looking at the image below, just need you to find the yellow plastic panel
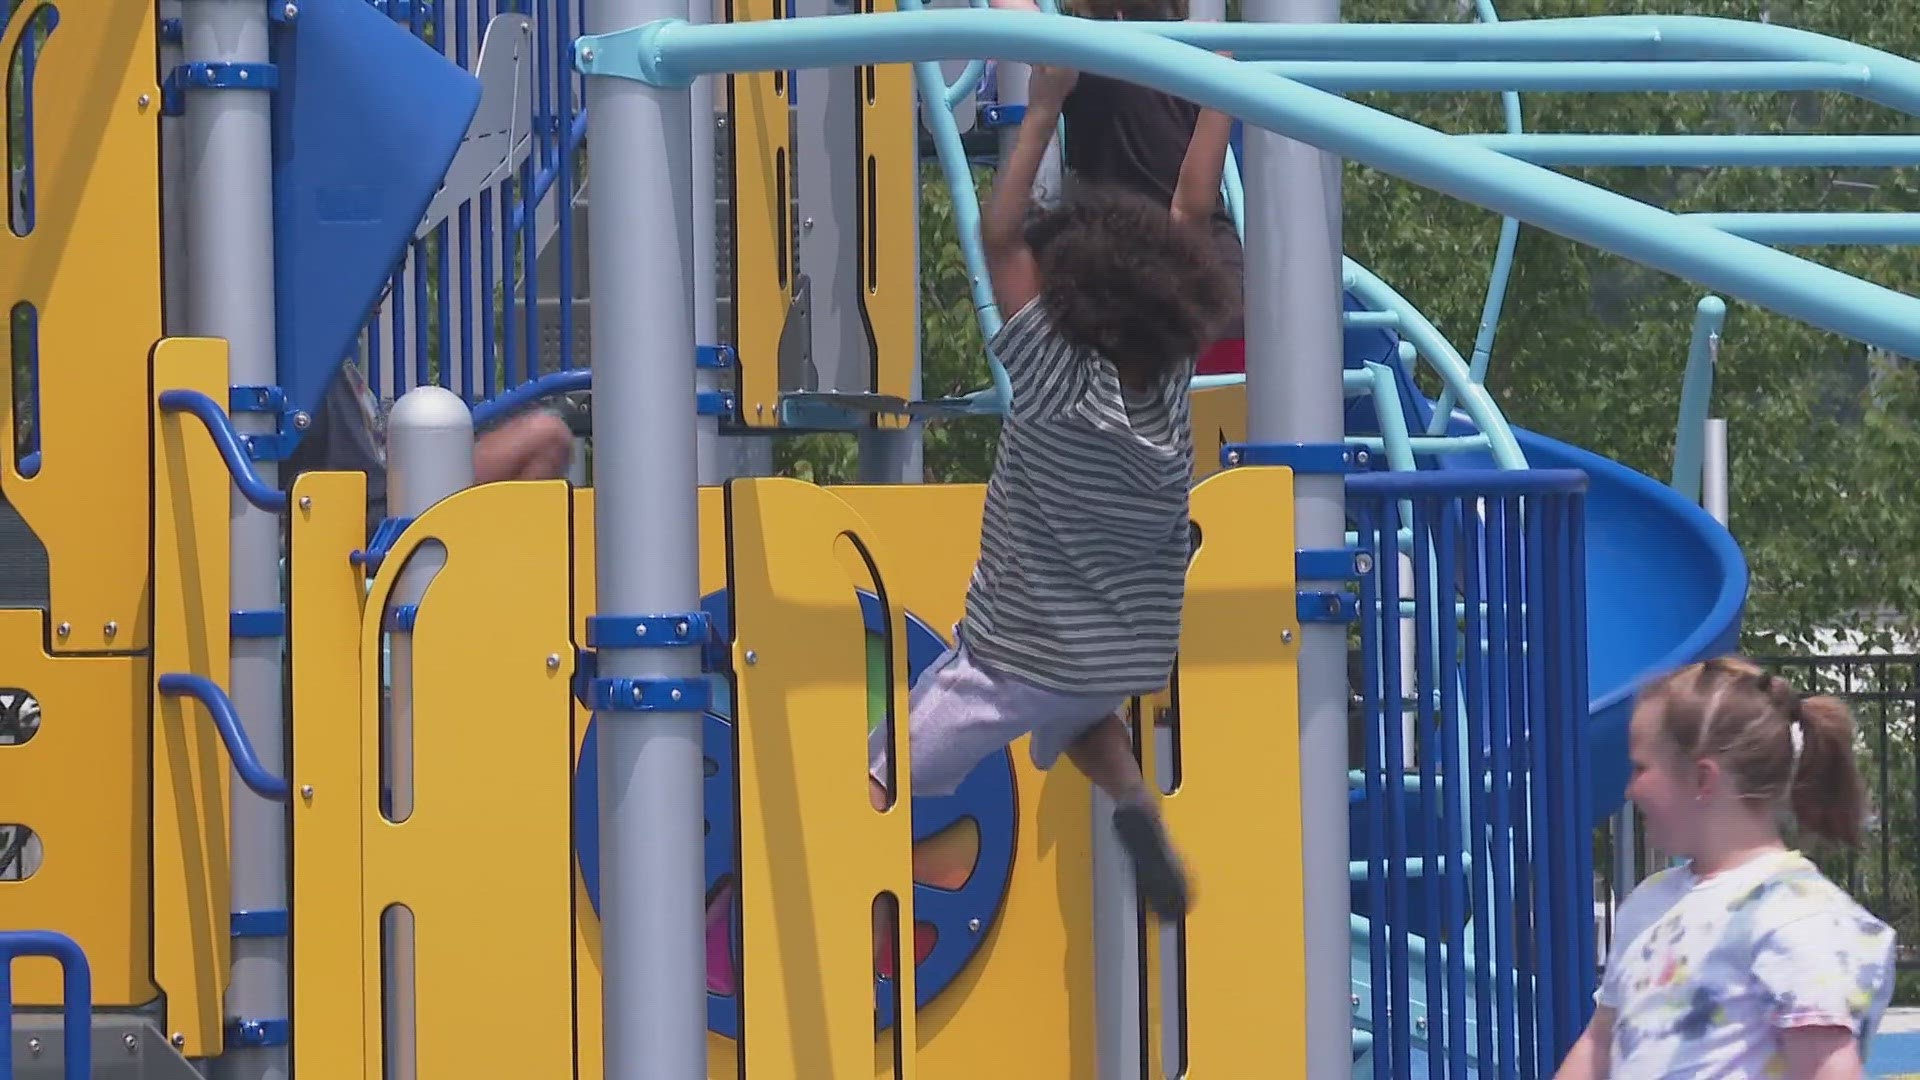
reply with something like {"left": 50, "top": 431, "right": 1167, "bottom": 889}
{"left": 0, "top": 610, "right": 151, "bottom": 1005}
{"left": 360, "top": 481, "right": 576, "bottom": 1079}
{"left": 726, "top": 477, "right": 918, "bottom": 1076}
{"left": 571, "top": 485, "right": 1092, "bottom": 1079}
{"left": 1142, "top": 465, "right": 1307, "bottom": 1075}
{"left": 833, "top": 485, "right": 1096, "bottom": 1078}
{"left": 855, "top": 2, "right": 917, "bottom": 430}
{"left": 288, "top": 470, "right": 370, "bottom": 1079}
{"left": 149, "top": 339, "right": 235, "bottom": 1054}
{"left": 728, "top": 0, "right": 791, "bottom": 428}
{"left": 0, "top": 1, "right": 162, "bottom": 650}
{"left": 1189, "top": 384, "right": 1246, "bottom": 483}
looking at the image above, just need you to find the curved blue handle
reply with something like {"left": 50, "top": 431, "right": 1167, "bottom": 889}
{"left": 156, "top": 673, "right": 292, "bottom": 802}
{"left": 470, "top": 367, "right": 593, "bottom": 429}
{"left": 0, "top": 929, "right": 92, "bottom": 1080}
{"left": 156, "top": 390, "right": 290, "bottom": 512}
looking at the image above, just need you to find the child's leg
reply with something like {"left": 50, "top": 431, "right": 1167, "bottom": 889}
{"left": 1061, "top": 711, "right": 1153, "bottom": 806}
{"left": 1062, "top": 712, "right": 1191, "bottom": 920}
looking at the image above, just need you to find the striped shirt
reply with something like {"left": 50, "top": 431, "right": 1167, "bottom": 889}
{"left": 961, "top": 297, "right": 1195, "bottom": 696}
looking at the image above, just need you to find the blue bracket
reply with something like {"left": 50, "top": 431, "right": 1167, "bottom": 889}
{"left": 980, "top": 103, "right": 1027, "bottom": 128}
{"left": 1295, "top": 548, "right": 1373, "bottom": 582}
{"left": 586, "top": 612, "right": 714, "bottom": 649}
{"left": 230, "top": 909, "right": 289, "bottom": 939}
{"left": 230, "top": 610, "right": 286, "bottom": 640}
{"left": 227, "top": 386, "right": 308, "bottom": 462}
{"left": 1297, "top": 591, "right": 1358, "bottom": 624}
{"left": 225, "top": 1018, "right": 291, "bottom": 1049}
{"left": 1221, "top": 441, "right": 1371, "bottom": 474}
{"left": 583, "top": 676, "right": 713, "bottom": 714}
{"left": 160, "top": 18, "right": 183, "bottom": 43}
{"left": 697, "top": 390, "right": 735, "bottom": 419}
{"left": 385, "top": 604, "right": 419, "bottom": 633}
{"left": 695, "top": 344, "right": 737, "bottom": 371}
{"left": 350, "top": 516, "right": 416, "bottom": 573}
{"left": 161, "top": 61, "right": 279, "bottom": 117}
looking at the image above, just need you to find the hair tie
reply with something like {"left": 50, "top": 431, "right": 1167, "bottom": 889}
{"left": 1787, "top": 717, "right": 1806, "bottom": 785}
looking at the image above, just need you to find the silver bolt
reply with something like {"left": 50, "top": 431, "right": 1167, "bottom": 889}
{"left": 1226, "top": 450, "right": 1242, "bottom": 466}
{"left": 172, "top": 1033, "right": 186, "bottom": 1048}
{"left": 802, "top": 217, "right": 815, "bottom": 230}
{"left": 1281, "top": 629, "right": 1295, "bottom": 644}
{"left": 968, "top": 918, "right": 981, "bottom": 932}
{"left": 636, "top": 623, "right": 648, "bottom": 637}
{"left": 669, "top": 688, "right": 683, "bottom": 702}
{"left": 238, "top": 69, "right": 249, "bottom": 81}
{"left": 56, "top": 622, "right": 70, "bottom": 638}
{"left": 547, "top": 653, "right": 562, "bottom": 670}
{"left": 104, "top": 620, "right": 119, "bottom": 638}
{"left": 27, "top": 1037, "right": 41, "bottom": 1056}
{"left": 1354, "top": 552, "right": 1375, "bottom": 575}
{"left": 126, "top": 1032, "right": 139, "bottom": 1052}
{"left": 675, "top": 619, "right": 689, "bottom": 637}
{"left": 580, "top": 46, "right": 597, "bottom": 62}
{"left": 717, "top": 116, "right": 729, "bottom": 128}
{"left": 1416, "top": 1017, "right": 1428, "bottom": 1033}
{"left": 299, "top": 495, "right": 312, "bottom": 510}
{"left": 284, "top": 2, "right": 299, "bottom": 18}
{"left": 292, "top": 410, "right": 311, "bottom": 430}
{"left": 138, "top": 93, "right": 152, "bottom": 108}
{"left": 1351, "top": 994, "right": 1361, "bottom": 1010}
{"left": 744, "top": 650, "right": 757, "bottom": 665}
{"left": 1355, "top": 449, "right": 1371, "bottom": 467}
{"left": 301, "top": 785, "right": 314, "bottom": 800}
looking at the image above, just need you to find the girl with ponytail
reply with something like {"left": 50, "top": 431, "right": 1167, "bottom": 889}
{"left": 1556, "top": 656, "right": 1897, "bottom": 1080}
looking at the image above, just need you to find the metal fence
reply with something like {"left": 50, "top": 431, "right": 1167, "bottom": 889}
{"left": 1348, "top": 469, "right": 1594, "bottom": 1080}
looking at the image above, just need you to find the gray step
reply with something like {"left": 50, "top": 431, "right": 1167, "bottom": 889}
{"left": 11, "top": 1013, "right": 201, "bottom": 1079}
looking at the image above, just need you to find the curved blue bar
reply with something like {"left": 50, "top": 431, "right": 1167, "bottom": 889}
{"left": 1249, "top": 59, "right": 1871, "bottom": 93}
{"left": 1345, "top": 468, "right": 1588, "bottom": 498}
{"left": 156, "top": 673, "right": 293, "bottom": 803}
{"left": 0, "top": 929, "right": 91, "bottom": 1080}
{"left": 597, "top": 10, "right": 1920, "bottom": 357}
{"left": 469, "top": 367, "right": 591, "bottom": 428}
{"left": 156, "top": 390, "right": 290, "bottom": 513}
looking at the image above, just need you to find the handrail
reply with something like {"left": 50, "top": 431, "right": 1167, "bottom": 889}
{"left": 1670, "top": 296, "right": 1726, "bottom": 504}
{"left": 0, "top": 929, "right": 92, "bottom": 1080}
{"left": 156, "top": 390, "right": 289, "bottom": 513}
{"left": 585, "top": 11, "right": 1920, "bottom": 358}
{"left": 156, "top": 673, "right": 292, "bottom": 803}
{"left": 1244, "top": 59, "right": 1872, "bottom": 93}
{"left": 470, "top": 367, "right": 592, "bottom": 428}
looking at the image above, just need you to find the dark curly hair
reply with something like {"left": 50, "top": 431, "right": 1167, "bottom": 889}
{"left": 1023, "top": 181, "right": 1236, "bottom": 387}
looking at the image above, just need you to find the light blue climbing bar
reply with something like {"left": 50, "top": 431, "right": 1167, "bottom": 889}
{"left": 575, "top": 10, "right": 1920, "bottom": 358}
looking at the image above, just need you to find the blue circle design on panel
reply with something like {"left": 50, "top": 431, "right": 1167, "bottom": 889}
{"left": 573, "top": 588, "right": 1018, "bottom": 1039}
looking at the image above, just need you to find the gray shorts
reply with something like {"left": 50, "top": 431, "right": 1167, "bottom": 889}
{"left": 866, "top": 634, "right": 1129, "bottom": 798}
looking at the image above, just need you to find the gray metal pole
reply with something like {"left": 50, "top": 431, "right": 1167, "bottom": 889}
{"left": 1090, "top": 782, "right": 1143, "bottom": 1080}
{"left": 1703, "top": 418, "right": 1729, "bottom": 525}
{"left": 1242, "top": 2, "right": 1350, "bottom": 1076}
{"left": 178, "top": 2, "right": 287, "bottom": 1076}
{"left": 379, "top": 387, "right": 477, "bottom": 1080}
{"left": 583, "top": 0, "right": 707, "bottom": 1076}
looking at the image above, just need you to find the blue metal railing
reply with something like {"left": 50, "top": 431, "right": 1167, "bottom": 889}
{"left": 1349, "top": 469, "right": 1592, "bottom": 1080}
{"left": 156, "top": 673, "right": 293, "bottom": 802}
{"left": 156, "top": 390, "right": 291, "bottom": 512}
{"left": 0, "top": 930, "right": 92, "bottom": 1080}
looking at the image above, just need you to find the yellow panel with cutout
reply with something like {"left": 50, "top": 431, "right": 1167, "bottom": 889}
{"left": 358, "top": 481, "right": 577, "bottom": 1079}
{"left": 570, "top": 484, "right": 1095, "bottom": 1079}
{"left": 0, "top": 1, "right": 163, "bottom": 650}
{"left": 727, "top": 0, "right": 791, "bottom": 428}
{"left": 1189, "top": 384, "right": 1246, "bottom": 483}
{"left": 288, "top": 470, "right": 371, "bottom": 1079}
{"left": 856, "top": 2, "right": 918, "bottom": 430}
{"left": 150, "top": 339, "right": 236, "bottom": 1055}
{"left": 727, "top": 478, "right": 920, "bottom": 1075}
{"left": 0, "top": 609, "right": 151, "bottom": 1005}
{"left": 1140, "top": 465, "right": 1307, "bottom": 1075}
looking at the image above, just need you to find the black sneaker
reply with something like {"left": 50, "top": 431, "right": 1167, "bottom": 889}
{"left": 1112, "top": 802, "right": 1190, "bottom": 921}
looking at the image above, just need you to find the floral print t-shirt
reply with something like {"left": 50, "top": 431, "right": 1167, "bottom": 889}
{"left": 1597, "top": 849, "right": 1896, "bottom": 1078}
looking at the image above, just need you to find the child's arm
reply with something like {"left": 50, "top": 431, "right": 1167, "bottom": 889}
{"left": 1778, "top": 1027, "right": 1865, "bottom": 1080}
{"left": 1551, "top": 1007, "right": 1613, "bottom": 1080}
{"left": 1169, "top": 104, "right": 1234, "bottom": 234}
{"left": 980, "top": 64, "right": 1074, "bottom": 317}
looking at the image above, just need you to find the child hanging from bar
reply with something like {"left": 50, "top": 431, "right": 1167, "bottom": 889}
{"left": 988, "top": 0, "right": 1246, "bottom": 374}
{"left": 867, "top": 58, "right": 1237, "bottom": 954}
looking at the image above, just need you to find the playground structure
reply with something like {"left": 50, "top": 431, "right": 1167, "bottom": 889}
{"left": 23, "top": 0, "right": 1920, "bottom": 1076}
